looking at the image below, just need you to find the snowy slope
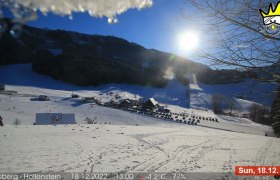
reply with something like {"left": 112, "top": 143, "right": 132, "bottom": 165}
{"left": 195, "top": 80, "right": 278, "bottom": 106}
{"left": 189, "top": 81, "right": 278, "bottom": 112}
{"left": 0, "top": 64, "right": 277, "bottom": 110}
{"left": 0, "top": 64, "right": 189, "bottom": 107}
{"left": 0, "top": 64, "right": 274, "bottom": 136}
{"left": 189, "top": 84, "right": 212, "bottom": 110}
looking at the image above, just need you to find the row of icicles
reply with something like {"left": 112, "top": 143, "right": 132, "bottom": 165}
{"left": 0, "top": 0, "right": 119, "bottom": 39}
{"left": 0, "top": 0, "right": 38, "bottom": 38}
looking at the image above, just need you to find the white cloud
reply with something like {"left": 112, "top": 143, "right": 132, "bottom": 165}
{"left": 2, "top": 0, "right": 153, "bottom": 23}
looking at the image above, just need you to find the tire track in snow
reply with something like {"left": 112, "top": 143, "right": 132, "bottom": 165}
{"left": 43, "top": 132, "right": 103, "bottom": 173}
{"left": 254, "top": 139, "right": 273, "bottom": 166}
{"left": 132, "top": 132, "right": 222, "bottom": 173}
{"left": 129, "top": 130, "right": 179, "bottom": 172}
{"left": 221, "top": 139, "right": 237, "bottom": 178}
{"left": 154, "top": 143, "right": 193, "bottom": 172}
{"left": 162, "top": 138, "right": 221, "bottom": 172}
{"left": 130, "top": 134, "right": 168, "bottom": 172}
{"left": 184, "top": 138, "right": 222, "bottom": 171}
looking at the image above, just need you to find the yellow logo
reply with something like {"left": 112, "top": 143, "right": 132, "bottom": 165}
{"left": 259, "top": 2, "right": 280, "bottom": 35}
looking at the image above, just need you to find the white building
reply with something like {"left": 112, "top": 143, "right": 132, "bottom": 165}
{"left": 34, "top": 113, "right": 76, "bottom": 125}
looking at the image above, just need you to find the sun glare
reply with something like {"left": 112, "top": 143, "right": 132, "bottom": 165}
{"left": 177, "top": 31, "right": 200, "bottom": 51}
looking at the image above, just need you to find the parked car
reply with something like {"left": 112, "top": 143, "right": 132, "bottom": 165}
{"left": 71, "top": 94, "right": 79, "bottom": 98}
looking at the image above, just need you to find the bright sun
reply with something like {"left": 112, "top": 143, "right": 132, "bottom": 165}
{"left": 177, "top": 31, "right": 200, "bottom": 51}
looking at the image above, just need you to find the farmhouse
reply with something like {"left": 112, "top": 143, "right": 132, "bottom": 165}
{"left": 34, "top": 113, "right": 76, "bottom": 125}
{"left": 118, "top": 99, "right": 139, "bottom": 109}
{"left": 118, "top": 99, "right": 133, "bottom": 108}
{"left": 143, "top": 98, "right": 159, "bottom": 110}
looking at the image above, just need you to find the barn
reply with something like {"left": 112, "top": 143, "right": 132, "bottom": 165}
{"left": 34, "top": 113, "right": 76, "bottom": 125}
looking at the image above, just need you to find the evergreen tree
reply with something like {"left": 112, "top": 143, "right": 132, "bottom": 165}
{"left": 271, "top": 87, "right": 280, "bottom": 135}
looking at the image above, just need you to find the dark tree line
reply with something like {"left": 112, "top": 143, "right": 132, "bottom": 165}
{"left": 32, "top": 49, "right": 169, "bottom": 87}
{"left": 271, "top": 86, "right": 280, "bottom": 135}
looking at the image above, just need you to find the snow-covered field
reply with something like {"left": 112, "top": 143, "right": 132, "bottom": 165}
{"left": 0, "top": 64, "right": 279, "bottom": 178}
{"left": 1, "top": 125, "right": 280, "bottom": 178}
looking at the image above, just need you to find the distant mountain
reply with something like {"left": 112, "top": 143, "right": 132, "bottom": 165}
{"left": 0, "top": 18, "right": 254, "bottom": 87}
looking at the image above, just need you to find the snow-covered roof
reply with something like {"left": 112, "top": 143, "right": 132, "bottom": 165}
{"left": 148, "top": 98, "right": 158, "bottom": 106}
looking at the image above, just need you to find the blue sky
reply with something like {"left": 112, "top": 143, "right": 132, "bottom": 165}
{"left": 24, "top": 0, "right": 201, "bottom": 60}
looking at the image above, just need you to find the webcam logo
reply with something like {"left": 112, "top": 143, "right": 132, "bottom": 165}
{"left": 259, "top": 1, "right": 280, "bottom": 36}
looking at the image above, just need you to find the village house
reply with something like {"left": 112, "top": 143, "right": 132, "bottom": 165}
{"left": 118, "top": 99, "right": 139, "bottom": 109}
{"left": 143, "top": 98, "right": 159, "bottom": 110}
{"left": 118, "top": 99, "right": 133, "bottom": 108}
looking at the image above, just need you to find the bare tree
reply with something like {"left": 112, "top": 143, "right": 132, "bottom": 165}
{"left": 226, "top": 100, "right": 235, "bottom": 116}
{"left": 184, "top": 0, "right": 280, "bottom": 82}
{"left": 211, "top": 94, "right": 225, "bottom": 114}
{"left": 184, "top": 0, "right": 280, "bottom": 134}
{"left": 84, "top": 117, "right": 97, "bottom": 124}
